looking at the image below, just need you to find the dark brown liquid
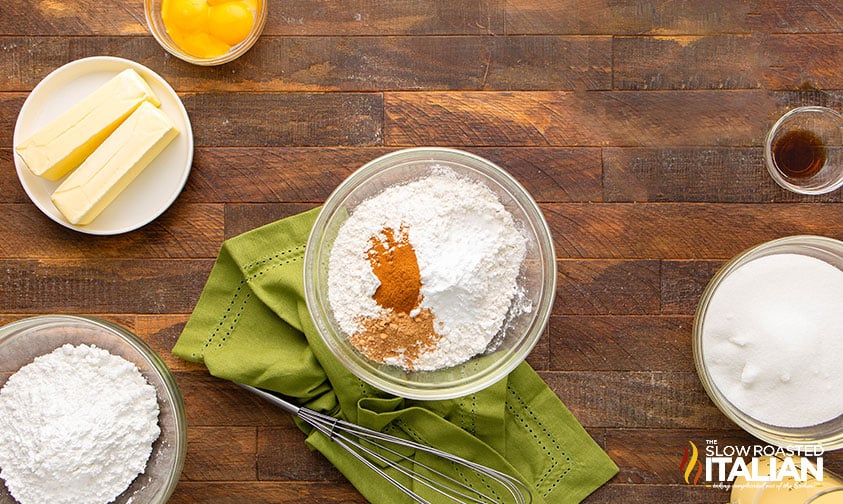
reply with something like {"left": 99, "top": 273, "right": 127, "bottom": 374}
{"left": 772, "top": 129, "right": 826, "bottom": 178}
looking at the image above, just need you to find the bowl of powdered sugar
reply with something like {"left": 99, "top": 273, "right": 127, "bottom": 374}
{"left": 694, "top": 235, "right": 843, "bottom": 449}
{"left": 0, "top": 315, "right": 186, "bottom": 504}
{"left": 304, "top": 147, "right": 556, "bottom": 399}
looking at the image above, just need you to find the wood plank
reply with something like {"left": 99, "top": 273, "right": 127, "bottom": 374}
{"left": 661, "top": 260, "right": 724, "bottom": 315}
{"left": 168, "top": 481, "right": 366, "bottom": 503}
{"left": 224, "top": 203, "right": 322, "bottom": 238}
{"left": 613, "top": 35, "right": 763, "bottom": 90}
{"left": 603, "top": 147, "right": 843, "bottom": 203}
{"left": 175, "top": 371, "right": 292, "bottom": 427}
{"left": 555, "top": 260, "right": 661, "bottom": 315}
{"left": 545, "top": 203, "right": 843, "bottom": 259}
{"left": 585, "top": 483, "right": 728, "bottom": 503}
{"left": 0, "top": 203, "right": 223, "bottom": 259}
{"left": 183, "top": 426, "right": 257, "bottom": 481}
{"left": 181, "top": 92, "right": 383, "bottom": 147}
{"left": 540, "top": 370, "right": 733, "bottom": 429}
{"left": 0, "top": 36, "right": 609, "bottom": 92}
{"left": 261, "top": 0, "right": 505, "bottom": 36}
{"left": 504, "top": 0, "right": 764, "bottom": 36}
{"left": 384, "top": 90, "right": 794, "bottom": 147}
{"left": 187, "top": 146, "right": 602, "bottom": 205}
{"left": 614, "top": 34, "right": 843, "bottom": 91}
{"left": 0, "top": 0, "right": 506, "bottom": 37}
{"left": 258, "top": 425, "right": 345, "bottom": 481}
{"left": 549, "top": 315, "right": 693, "bottom": 371}
{"left": 762, "top": 34, "right": 843, "bottom": 89}
{"left": 0, "top": 259, "right": 213, "bottom": 313}
{"left": 135, "top": 314, "right": 205, "bottom": 373}
{"left": 0, "top": 1, "right": 147, "bottom": 36}
{"left": 0, "top": 149, "right": 27, "bottom": 203}
{"left": 763, "top": 0, "right": 843, "bottom": 34}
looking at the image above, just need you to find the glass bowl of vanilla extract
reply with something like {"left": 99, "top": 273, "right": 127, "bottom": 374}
{"left": 765, "top": 106, "right": 843, "bottom": 195}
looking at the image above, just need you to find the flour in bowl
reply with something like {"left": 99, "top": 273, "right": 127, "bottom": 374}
{"left": 0, "top": 344, "right": 160, "bottom": 504}
{"left": 328, "top": 168, "right": 528, "bottom": 371}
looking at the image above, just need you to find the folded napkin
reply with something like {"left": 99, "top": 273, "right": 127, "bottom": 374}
{"left": 173, "top": 207, "right": 617, "bottom": 503}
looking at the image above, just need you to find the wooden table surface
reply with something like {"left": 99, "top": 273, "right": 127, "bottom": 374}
{"left": 3, "top": 1, "right": 843, "bottom": 502}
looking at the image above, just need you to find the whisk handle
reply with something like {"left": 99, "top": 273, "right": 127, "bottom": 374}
{"left": 236, "top": 383, "right": 301, "bottom": 416}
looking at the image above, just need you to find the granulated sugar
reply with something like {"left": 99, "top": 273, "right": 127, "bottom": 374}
{"left": 328, "top": 168, "right": 527, "bottom": 370}
{"left": 702, "top": 253, "right": 843, "bottom": 427}
{"left": 0, "top": 344, "right": 160, "bottom": 504}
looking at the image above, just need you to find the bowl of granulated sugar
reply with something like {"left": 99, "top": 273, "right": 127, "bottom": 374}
{"left": 0, "top": 315, "right": 186, "bottom": 504}
{"left": 304, "top": 148, "right": 556, "bottom": 400}
{"left": 693, "top": 235, "right": 843, "bottom": 449}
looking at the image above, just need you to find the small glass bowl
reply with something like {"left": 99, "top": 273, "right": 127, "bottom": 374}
{"left": 693, "top": 236, "right": 843, "bottom": 449}
{"left": 304, "top": 148, "right": 557, "bottom": 400}
{"left": 0, "top": 315, "right": 187, "bottom": 503}
{"left": 764, "top": 106, "right": 843, "bottom": 195}
{"left": 144, "top": 0, "right": 267, "bottom": 66}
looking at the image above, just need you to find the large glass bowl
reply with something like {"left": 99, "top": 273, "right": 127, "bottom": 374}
{"left": 0, "top": 315, "right": 187, "bottom": 503}
{"left": 304, "top": 148, "right": 556, "bottom": 400}
{"left": 693, "top": 236, "right": 843, "bottom": 449}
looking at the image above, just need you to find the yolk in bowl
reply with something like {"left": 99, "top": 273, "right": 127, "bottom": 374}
{"left": 161, "top": 0, "right": 259, "bottom": 59}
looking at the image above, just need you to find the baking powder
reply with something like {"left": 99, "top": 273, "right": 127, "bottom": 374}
{"left": 0, "top": 344, "right": 160, "bottom": 504}
{"left": 702, "top": 254, "right": 843, "bottom": 427}
{"left": 328, "top": 168, "right": 528, "bottom": 370}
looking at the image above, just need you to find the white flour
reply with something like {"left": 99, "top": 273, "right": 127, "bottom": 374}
{"left": 0, "top": 344, "right": 160, "bottom": 504}
{"left": 702, "top": 254, "right": 843, "bottom": 427}
{"left": 328, "top": 168, "right": 528, "bottom": 370}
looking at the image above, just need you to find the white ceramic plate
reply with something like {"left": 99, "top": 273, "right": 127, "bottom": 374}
{"left": 13, "top": 56, "right": 193, "bottom": 235}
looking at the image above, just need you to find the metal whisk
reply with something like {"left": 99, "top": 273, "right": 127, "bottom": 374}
{"left": 239, "top": 383, "right": 532, "bottom": 504}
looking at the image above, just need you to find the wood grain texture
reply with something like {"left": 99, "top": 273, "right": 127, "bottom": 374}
{"left": 614, "top": 34, "right": 843, "bottom": 91}
{"left": 603, "top": 147, "right": 843, "bottom": 202}
{"left": 384, "top": 90, "right": 782, "bottom": 147}
{"left": 0, "top": 259, "right": 212, "bottom": 313}
{"left": 168, "top": 481, "right": 367, "bottom": 503}
{"left": 0, "top": 35, "right": 609, "bottom": 92}
{"left": 545, "top": 203, "right": 843, "bottom": 259}
{"left": 3, "top": 1, "right": 843, "bottom": 502}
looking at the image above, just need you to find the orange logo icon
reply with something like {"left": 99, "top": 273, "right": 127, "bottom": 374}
{"left": 680, "top": 441, "right": 703, "bottom": 485}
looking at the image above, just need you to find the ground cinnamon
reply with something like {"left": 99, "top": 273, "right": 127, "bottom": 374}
{"left": 366, "top": 225, "right": 421, "bottom": 314}
{"left": 350, "top": 308, "right": 439, "bottom": 369}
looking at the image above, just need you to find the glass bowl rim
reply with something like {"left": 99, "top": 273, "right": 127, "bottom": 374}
{"left": 763, "top": 106, "right": 843, "bottom": 195}
{"left": 143, "top": 0, "right": 268, "bottom": 66}
{"left": 303, "top": 147, "right": 557, "bottom": 399}
{"left": 0, "top": 314, "right": 188, "bottom": 502}
{"left": 692, "top": 235, "right": 843, "bottom": 449}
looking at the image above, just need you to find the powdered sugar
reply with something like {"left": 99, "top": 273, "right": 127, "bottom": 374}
{"left": 328, "top": 168, "right": 527, "bottom": 370}
{"left": 702, "top": 254, "right": 843, "bottom": 427}
{"left": 0, "top": 344, "right": 160, "bottom": 504}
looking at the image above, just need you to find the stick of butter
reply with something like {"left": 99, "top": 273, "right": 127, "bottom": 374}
{"left": 51, "top": 102, "right": 179, "bottom": 226}
{"left": 16, "top": 68, "right": 160, "bottom": 181}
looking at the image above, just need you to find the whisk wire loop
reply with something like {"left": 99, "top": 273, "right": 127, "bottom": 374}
{"left": 240, "top": 383, "right": 532, "bottom": 504}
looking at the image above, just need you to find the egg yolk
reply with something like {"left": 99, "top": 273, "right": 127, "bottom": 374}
{"left": 161, "top": 0, "right": 258, "bottom": 59}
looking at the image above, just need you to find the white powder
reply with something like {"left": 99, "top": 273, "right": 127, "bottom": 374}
{"left": 328, "top": 168, "right": 528, "bottom": 370}
{"left": 0, "top": 344, "right": 160, "bottom": 504}
{"left": 702, "top": 253, "right": 843, "bottom": 427}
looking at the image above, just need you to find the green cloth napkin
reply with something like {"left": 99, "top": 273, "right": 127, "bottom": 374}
{"left": 173, "top": 207, "right": 617, "bottom": 503}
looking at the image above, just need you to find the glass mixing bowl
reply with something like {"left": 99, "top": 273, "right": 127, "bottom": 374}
{"left": 693, "top": 235, "right": 843, "bottom": 449}
{"left": 0, "top": 315, "right": 187, "bottom": 503}
{"left": 144, "top": 0, "right": 267, "bottom": 66}
{"left": 304, "top": 147, "right": 557, "bottom": 400}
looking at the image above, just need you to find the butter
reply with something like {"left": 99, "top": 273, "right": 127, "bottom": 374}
{"left": 16, "top": 68, "right": 160, "bottom": 181}
{"left": 51, "top": 102, "right": 179, "bottom": 226}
